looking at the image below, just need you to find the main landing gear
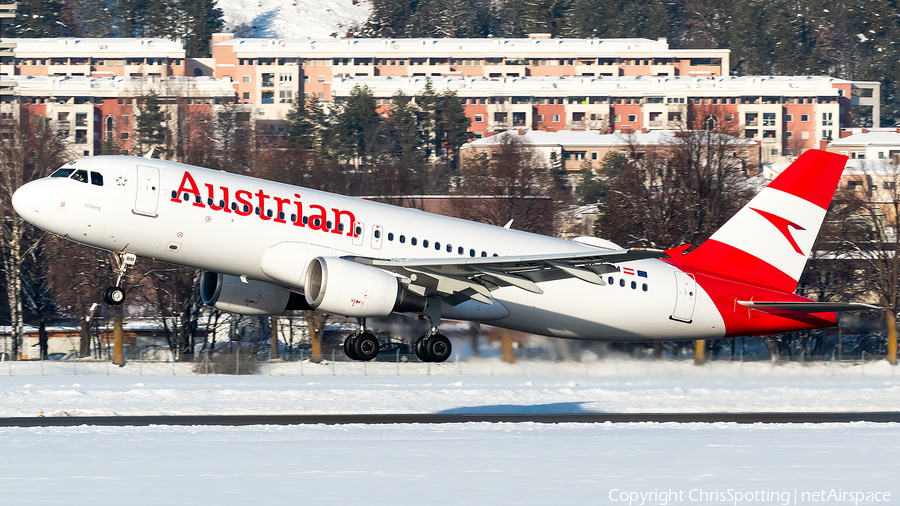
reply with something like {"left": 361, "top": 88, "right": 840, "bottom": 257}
{"left": 343, "top": 318, "right": 380, "bottom": 362}
{"left": 103, "top": 252, "right": 136, "bottom": 305}
{"left": 340, "top": 298, "right": 453, "bottom": 363}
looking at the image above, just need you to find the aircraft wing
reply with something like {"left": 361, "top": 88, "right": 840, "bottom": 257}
{"left": 347, "top": 248, "right": 667, "bottom": 305}
{"left": 736, "top": 300, "right": 881, "bottom": 314}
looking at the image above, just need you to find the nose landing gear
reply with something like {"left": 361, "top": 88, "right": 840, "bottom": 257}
{"left": 103, "top": 251, "right": 136, "bottom": 305}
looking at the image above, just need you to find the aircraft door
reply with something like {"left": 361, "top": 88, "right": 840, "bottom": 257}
{"left": 352, "top": 221, "right": 364, "bottom": 247}
{"left": 371, "top": 225, "right": 383, "bottom": 250}
{"left": 671, "top": 271, "right": 696, "bottom": 323}
{"left": 134, "top": 165, "right": 160, "bottom": 216}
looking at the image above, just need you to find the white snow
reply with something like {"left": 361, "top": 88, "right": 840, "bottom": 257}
{"left": 216, "top": 0, "right": 371, "bottom": 39}
{"left": 0, "top": 422, "right": 897, "bottom": 505}
{"left": 2, "top": 359, "right": 899, "bottom": 505}
{"left": 1, "top": 358, "right": 898, "bottom": 417}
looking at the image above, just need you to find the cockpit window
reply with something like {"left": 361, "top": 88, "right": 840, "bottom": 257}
{"left": 90, "top": 172, "right": 103, "bottom": 186}
{"left": 71, "top": 170, "right": 88, "bottom": 183}
{"left": 51, "top": 168, "right": 75, "bottom": 178}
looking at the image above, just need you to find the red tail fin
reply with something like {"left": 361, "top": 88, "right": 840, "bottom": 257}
{"left": 677, "top": 150, "right": 847, "bottom": 292}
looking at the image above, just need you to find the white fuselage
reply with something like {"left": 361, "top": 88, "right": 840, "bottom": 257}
{"left": 13, "top": 156, "right": 726, "bottom": 341}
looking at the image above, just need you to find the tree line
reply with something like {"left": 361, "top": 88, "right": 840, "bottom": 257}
{"left": 7, "top": 0, "right": 223, "bottom": 58}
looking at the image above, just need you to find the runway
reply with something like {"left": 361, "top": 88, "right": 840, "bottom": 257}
{"left": 2, "top": 411, "right": 900, "bottom": 427}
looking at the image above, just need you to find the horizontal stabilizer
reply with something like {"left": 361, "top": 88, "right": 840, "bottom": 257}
{"left": 736, "top": 300, "right": 880, "bottom": 314}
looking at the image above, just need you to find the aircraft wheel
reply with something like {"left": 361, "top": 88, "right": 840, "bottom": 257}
{"left": 343, "top": 335, "right": 359, "bottom": 361}
{"left": 414, "top": 336, "right": 430, "bottom": 362}
{"left": 426, "top": 334, "right": 452, "bottom": 363}
{"left": 353, "top": 332, "right": 379, "bottom": 362}
{"left": 104, "top": 287, "right": 125, "bottom": 305}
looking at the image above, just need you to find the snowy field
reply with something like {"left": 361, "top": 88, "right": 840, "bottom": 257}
{"left": 218, "top": 0, "right": 371, "bottom": 39}
{"left": 2, "top": 360, "right": 899, "bottom": 505}
{"left": 1, "top": 422, "right": 897, "bottom": 506}
{"left": 0, "top": 359, "right": 898, "bottom": 417}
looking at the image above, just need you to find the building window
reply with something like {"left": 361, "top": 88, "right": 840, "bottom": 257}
{"left": 474, "top": 114, "right": 483, "bottom": 122}
{"left": 786, "top": 131, "right": 793, "bottom": 139}
{"left": 552, "top": 114, "right": 560, "bottom": 122}
{"left": 536, "top": 114, "right": 543, "bottom": 122}
{"left": 801, "top": 131, "right": 810, "bottom": 139}
{"left": 242, "top": 75, "right": 250, "bottom": 83}
{"left": 801, "top": 114, "right": 809, "bottom": 122}
{"left": 628, "top": 114, "right": 637, "bottom": 122}
{"left": 318, "top": 75, "right": 325, "bottom": 82}
{"left": 785, "top": 114, "right": 793, "bottom": 122}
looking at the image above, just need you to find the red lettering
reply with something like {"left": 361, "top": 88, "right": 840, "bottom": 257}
{"left": 234, "top": 190, "right": 253, "bottom": 216}
{"left": 172, "top": 171, "right": 204, "bottom": 208}
{"left": 292, "top": 194, "right": 305, "bottom": 227}
{"left": 255, "top": 189, "right": 271, "bottom": 221}
{"left": 332, "top": 208, "right": 356, "bottom": 236}
{"left": 204, "top": 184, "right": 229, "bottom": 212}
{"left": 307, "top": 204, "right": 328, "bottom": 231}
{"left": 273, "top": 197, "right": 291, "bottom": 224}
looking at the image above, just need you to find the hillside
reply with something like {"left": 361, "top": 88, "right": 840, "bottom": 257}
{"left": 217, "top": 0, "right": 372, "bottom": 39}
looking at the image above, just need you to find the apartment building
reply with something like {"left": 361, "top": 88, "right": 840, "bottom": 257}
{"left": 2, "top": 37, "right": 189, "bottom": 79}
{"left": 1, "top": 74, "right": 237, "bottom": 156}
{"left": 0, "top": 34, "right": 885, "bottom": 161}
{"left": 209, "top": 33, "right": 730, "bottom": 121}
{"left": 826, "top": 129, "right": 900, "bottom": 162}
{"left": 333, "top": 74, "right": 879, "bottom": 162}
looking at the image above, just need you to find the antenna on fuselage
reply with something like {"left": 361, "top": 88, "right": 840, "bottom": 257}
{"left": 144, "top": 148, "right": 155, "bottom": 159}
{"left": 503, "top": 219, "right": 513, "bottom": 229}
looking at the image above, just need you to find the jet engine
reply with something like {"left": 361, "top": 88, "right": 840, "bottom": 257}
{"left": 200, "top": 272, "right": 311, "bottom": 315}
{"left": 304, "top": 257, "right": 417, "bottom": 317}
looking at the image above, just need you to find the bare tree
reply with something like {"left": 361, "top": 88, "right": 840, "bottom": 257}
{"left": 0, "top": 107, "right": 70, "bottom": 359}
{"left": 839, "top": 161, "right": 900, "bottom": 364}
{"left": 457, "top": 134, "right": 571, "bottom": 236}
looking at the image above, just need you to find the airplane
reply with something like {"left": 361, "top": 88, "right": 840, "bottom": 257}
{"left": 11, "top": 149, "right": 875, "bottom": 362}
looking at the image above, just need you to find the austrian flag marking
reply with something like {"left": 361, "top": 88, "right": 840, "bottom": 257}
{"left": 622, "top": 267, "right": 635, "bottom": 275}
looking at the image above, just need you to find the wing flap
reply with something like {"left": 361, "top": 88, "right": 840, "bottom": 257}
{"left": 345, "top": 248, "right": 665, "bottom": 305}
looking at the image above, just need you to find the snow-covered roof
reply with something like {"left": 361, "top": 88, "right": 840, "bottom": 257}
{"left": 9, "top": 75, "right": 236, "bottom": 97}
{"left": 332, "top": 74, "right": 848, "bottom": 98}
{"left": 463, "top": 129, "right": 755, "bottom": 149}
{"left": 0, "top": 38, "right": 185, "bottom": 56}
{"left": 829, "top": 130, "right": 900, "bottom": 147}
{"left": 216, "top": 36, "right": 685, "bottom": 56}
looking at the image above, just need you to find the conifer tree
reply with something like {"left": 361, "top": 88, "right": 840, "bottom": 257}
{"left": 136, "top": 91, "right": 168, "bottom": 157}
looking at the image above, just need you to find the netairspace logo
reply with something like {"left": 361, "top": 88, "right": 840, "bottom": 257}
{"left": 608, "top": 488, "right": 892, "bottom": 506}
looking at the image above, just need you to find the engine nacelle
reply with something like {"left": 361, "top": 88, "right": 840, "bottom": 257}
{"left": 200, "top": 272, "right": 310, "bottom": 315}
{"left": 304, "top": 257, "right": 401, "bottom": 317}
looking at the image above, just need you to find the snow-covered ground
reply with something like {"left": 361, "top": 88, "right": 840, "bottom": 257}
{"left": 1, "top": 359, "right": 898, "bottom": 417}
{"left": 2, "top": 360, "right": 898, "bottom": 505}
{"left": 218, "top": 0, "right": 371, "bottom": 39}
{"left": 2, "top": 422, "right": 897, "bottom": 506}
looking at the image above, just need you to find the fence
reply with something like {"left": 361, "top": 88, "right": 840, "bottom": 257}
{"left": 1, "top": 349, "right": 898, "bottom": 377}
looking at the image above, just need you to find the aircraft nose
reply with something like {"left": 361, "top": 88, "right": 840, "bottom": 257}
{"left": 12, "top": 180, "right": 45, "bottom": 223}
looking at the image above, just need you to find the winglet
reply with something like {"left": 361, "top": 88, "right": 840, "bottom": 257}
{"left": 144, "top": 147, "right": 155, "bottom": 159}
{"left": 503, "top": 219, "right": 513, "bottom": 229}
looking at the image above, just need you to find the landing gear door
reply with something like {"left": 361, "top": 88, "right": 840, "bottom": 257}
{"left": 352, "top": 221, "right": 364, "bottom": 247}
{"left": 371, "top": 225, "right": 383, "bottom": 250}
{"left": 671, "top": 271, "right": 696, "bottom": 323}
{"left": 134, "top": 165, "right": 160, "bottom": 217}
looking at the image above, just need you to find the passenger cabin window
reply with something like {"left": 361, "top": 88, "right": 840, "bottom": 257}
{"left": 71, "top": 170, "right": 88, "bottom": 183}
{"left": 51, "top": 168, "right": 75, "bottom": 178}
{"left": 411, "top": 237, "right": 418, "bottom": 246}
{"left": 90, "top": 172, "right": 103, "bottom": 186}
